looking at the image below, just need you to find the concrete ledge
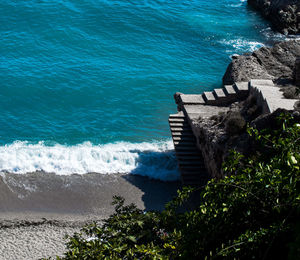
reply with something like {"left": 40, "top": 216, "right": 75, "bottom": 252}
{"left": 249, "top": 79, "right": 297, "bottom": 113}
{"left": 250, "top": 79, "right": 274, "bottom": 87}
{"left": 183, "top": 105, "right": 229, "bottom": 122}
{"left": 180, "top": 94, "right": 205, "bottom": 105}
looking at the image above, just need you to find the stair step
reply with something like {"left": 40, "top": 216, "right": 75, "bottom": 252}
{"left": 179, "top": 160, "right": 204, "bottom": 165}
{"left": 182, "top": 175, "right": 208, "bottom": 179}
{"left": 180, "top": 94, "right": 205, "bottom": 104}
{"left": 170, "top": 126, "right": 192, "bottom": 132}
{"left": 174, "top": 141, "right": 195, "bottom": 146}
{"left": 181, "top": 167, "right": 207, "bottom": 172}
{"left": 173, "top": 136, "right": 195, "bottom": 141}
{"left": 171, "top": 131, "right": 193, "bottom": 135}
{"left": 180, "top": 165, "right": 205, "bottom": 170}
{"left": 177, "top": 155, "right": 203, "bottom": 160}
{"left": 202, "top": 91, "right": 216, "bottom": 103}
{"left": 169, "top": 112, "right": 184, "bottom": 118}
{"left": 250, "top": 79, "right": 274, "bottom": 87}
{"left": 176, "top": 153, "right": 202, "bottom": 158}
{"left": 181, "top": 172, "right": 206, "bottom": 177}
{"left": 223, "top": 85, "right": 237, "bottom": 95}
{"left": 176, "top": 151, "right": 201, "bottom": 156}
{"left": 169, "top": 109, "right": 210, "bottom": 186}
{"left": 175, "top": 146, "right": 199, "bottom": 151}
{"left": 174, "top": 139, "right": 195, "bottom": 144}
{"left": 233, "top": 82, "right": 249, "bottom": 99}
{"left": 169, "top": 118, "right": 187, "bottom": 123}
{"left": 182, "top": 172, "right": 208, "bottom": 177}
{"left": 177, "top": 152, "right": 201, "bottom": 157}
{"left": 234, "top": 82, "right": 249, "bottom": 92}
{"left": 172, "top": 132, "right": 194, "bottom": 137}
{"left": 169, "top": 122, "right": 188, "bottom": 127}
{"left": 169, "top": 119, "right": 189, "bottom": 126}
{"left": 177, "top": 153, "right": 202, "bottom": 158}
{"left": 213, "top": 88, "right": 227, "bottom": 100}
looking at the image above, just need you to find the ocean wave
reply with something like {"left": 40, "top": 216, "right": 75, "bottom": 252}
{"left": 260, "top": 27, "right": 287, "bottom": 43}
{"left": 219, "top": 38, "right": 265, "bottom": 54}
{"left": 0, "top": 140, "right": 180, "bottom": 181}
{"left": 229, "top": 0, "right": 246, "bottom": 8}
{"left": 261, "top": 27, "right": 300, "bottom": 45}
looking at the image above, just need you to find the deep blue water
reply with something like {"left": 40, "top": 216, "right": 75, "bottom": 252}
{"left": 0, "top": 0, "right": 282, "bottom": 179}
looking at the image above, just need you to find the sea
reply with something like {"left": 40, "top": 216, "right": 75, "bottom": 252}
{"left": 0, "top": 0, "right": 285, "bottom": 181}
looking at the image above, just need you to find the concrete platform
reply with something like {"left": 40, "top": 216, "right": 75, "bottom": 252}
{"left": 250, "top": 79, "right": 274, "bottom": 87}
{"left": 267, "top": 98, "right": 298, "bottom": 112}
{"left": 180, "top": 94, "right": 205, "bottom": 104}
{"left": 183, "top": 105, "right": 229, "bottom": 121}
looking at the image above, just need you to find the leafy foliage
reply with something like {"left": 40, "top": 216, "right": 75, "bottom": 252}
{"left": 54, "top": 113, "right": 300, "bottom": 260}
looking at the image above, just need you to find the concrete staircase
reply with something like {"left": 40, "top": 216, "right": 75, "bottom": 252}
{"left": 169, "top": 112, "right": 208, "bottom": 186}
{"left": 249, "top": 79, "right": 298, "bottom": 113}
{"left": 178, "top": 82, "right": 249, "bottom": 107}
{"left": 171, "top": 79, "right": 298, "bottom": 185}
{"left": 202, "top": 82, "right": 249, "bottom": 105}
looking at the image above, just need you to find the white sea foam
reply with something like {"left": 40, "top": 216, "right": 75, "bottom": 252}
{"left": 228, "top": 0, "right": 247, "bottom": 8}
{"left": 219, "top": 38, "right": 265, "bottom": 54}
{"left": 261, "top": 27, "right": 300, "bottom": 43}
{"left": 0, "top": 140, "right": 179, "bottom": 181}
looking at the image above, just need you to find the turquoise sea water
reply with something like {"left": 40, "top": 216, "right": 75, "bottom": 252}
{"left": 0, "top": 0, "right": 282, "bottom": 179}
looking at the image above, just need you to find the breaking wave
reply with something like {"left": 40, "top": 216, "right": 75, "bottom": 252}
{"left": 0, "top": 140, "right": 180, "bottom": 181}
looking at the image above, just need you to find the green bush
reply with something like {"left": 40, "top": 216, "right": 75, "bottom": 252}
{"left": 53, "top": 113, "right": 300, "bottom": 260}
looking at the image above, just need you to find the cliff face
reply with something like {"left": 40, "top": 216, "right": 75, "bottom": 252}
{"left": 223, "top": 39, "right": 300, "bottom": 85}
{"left": 248, "top": 0, "right": 300, "bottom": 35}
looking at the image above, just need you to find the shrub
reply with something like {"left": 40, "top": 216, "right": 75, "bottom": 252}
{"left": 52, "top": 113, "right": 300, "bottom": 260}
{"left": 282, "top": 86, "right": 300, "bottom": 99}
{"left": 224, "top": 111, "right": 246, "bottom": 136}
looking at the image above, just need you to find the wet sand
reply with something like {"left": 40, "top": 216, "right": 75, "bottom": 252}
{"left": 0, "top": 172, "right": 181, "bottom": 259}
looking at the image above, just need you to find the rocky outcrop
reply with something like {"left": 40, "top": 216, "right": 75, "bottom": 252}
{"left": 248, "top": 0, "right": 300, "bottom": 35}
{"left": 223, "top": 39, "right": 300, "bottom": 85}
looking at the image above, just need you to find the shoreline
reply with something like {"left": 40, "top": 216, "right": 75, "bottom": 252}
{"left": 1, "top": 2, "right": 297, "bottom": 259}
{"left": 0, "top": 172, "right": 181, "bottom": 259}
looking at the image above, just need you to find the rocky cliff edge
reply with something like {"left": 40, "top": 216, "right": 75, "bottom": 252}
{"left": 248, "top": 0, "right": 300, "bottom": 35}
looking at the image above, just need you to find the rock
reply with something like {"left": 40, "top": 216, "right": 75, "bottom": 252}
{"left": 223, "top": 55, "right": 273, "bottom": 85}
{"left": 231, "top": 54, "right": 240, "bottom": 59}
{"left": 248, "top": 0, "right": 300, "bottom": 35}
{"left": 174, "top": 92, "right": 183, "bottom": 111}
{"left": 294, "top": 100, "right": 300, "bottom": 111}
{"left": 223, "top": 40, "right": 300, "bottom": 85}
